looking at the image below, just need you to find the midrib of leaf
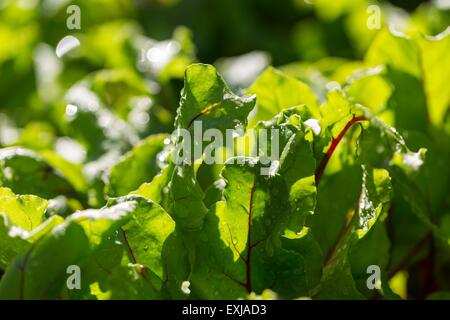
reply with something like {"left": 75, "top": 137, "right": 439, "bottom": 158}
{"left": 187, "top": 101, "right": 222, "bottom": 128}
{"left": 118, "top": 228, "right": 159, "bottom": 292}
{"left": 119, "top": 228, "right": 138, "bottom": 265}
{"left": 224, "top": 179, "right": 257, "bottom": 293}
{"left": 19, "top": 250, "right": 32, "bottom": 300}
{"left": 245, "top": 183, "right": 255, "bottom": 293}
{"left": 18, "top": 239, "right": 41, "bottom": 300}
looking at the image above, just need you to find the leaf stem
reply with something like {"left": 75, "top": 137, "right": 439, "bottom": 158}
{"left": 315, "top": 115, "right": 367, "bottom": 186}
{"left": 120, "top": 228, "right": 138, "bottom": 264}
{"left": 324, "top": 199, "right": 360, "bottom": 266}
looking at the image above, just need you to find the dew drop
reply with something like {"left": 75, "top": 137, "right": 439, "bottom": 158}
{"left": 3, "top": 167, "right": 13, "bottom": 180}
{"left": 65, "top": 104, "right": 78, "bottom": 117}
{"left": 181, "top": 280, "right": 191, "bottom": 295}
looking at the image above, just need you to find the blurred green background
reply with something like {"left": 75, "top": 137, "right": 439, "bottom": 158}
{"left": 0, "top": 0, "right": 448, "bottom": 199}
{"left": 1, "top": 0, "right": 448, "bottom": 126}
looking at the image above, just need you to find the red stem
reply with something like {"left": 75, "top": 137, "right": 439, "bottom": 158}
{"left": 315, "top": 115, "right": 367, "bottom": 186}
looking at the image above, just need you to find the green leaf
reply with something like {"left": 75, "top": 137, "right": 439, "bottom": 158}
{"left": 357, "top": 116, "right": 438, "bottom": 231}
{"left": 191, "top": 158, "right": 320, "bottom": 299}
{"left": 133, "top": 162, "right": 208, "bottom": 230}
{"left": 418, "top": 28, "right": 450, "bottom": 126}
{"left": 384, "top": 67, "right": 428, "bottom": 133}
{"left": 108, "top": 195, "right": 175, "bottom": 287}
{"left": 101, "top": 264, "right": 163, "bottom": 300}
{"left": 132, "top": 162, "right": 175, "bottom": 206}
{"left": 366, "top": 28, "right": 420, "bottom": 78}
{"left": 344, "top": 66, "right": 392, "bottom": 115}
{"left": 0, "top": 214, "right": 64, "bottom": 271}
{"left": 320, "top": 90, "right": 353, "bottom": 129}
{"left": 39, "top": 150, "right": 87, "bottom": 193}
{"left": 364, "top": 28, "right": 429, "bottom": 133}
{"left": 0, "top": 187, "right": 47, "bottom": 230}
{"left": 0, "top": 148, "right": 82, "bottom": 201}
{"left": 175, "top": 63, "right": 255, "bottom": 133}
{"left": 309, "top": 165, "right": 363, "bottom": 254}
{"left": 348, "top": 169, "right": 393, "bottom": 299}
{"left": 0, "top": 200, "right": 136, "bottom": 299}
{"left": 203, "top": 179, "right": 225, "bottom": 208}
{"left": 256, "top": 107, "right": 317, "bottom": 233}
{"left": 167, "top": 165, "right": 208, "bottom": 230}
{"left": 312, "top": 167, "right": 393, "bottom": 299}
{"left": 107, "top": 134, "right": 169, "bottom": 197}
{"left": 160, "top": 230, "right": 193, "bottom": 299}
{"left": 247, "top": 67, "right": 319, "bottom": 126}
{"left": 0, "top": 216, "right": 28, "bottom": 271}
{"left": 365, "top": 27, "right": 450, "bottom": 128}
{"left": 280, "top": 228, "right": 323, "bottom": 295}
{"left": 319, "top": 89, "right": 364, "bottom": 136}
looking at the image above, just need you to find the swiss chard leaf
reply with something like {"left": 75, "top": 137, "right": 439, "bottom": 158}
{"left": 247, "top": 67, "right": 319, "bottom": 126}
{"left": 191, "top": 158, "right": 321, "bottom": 299}
{"left": 175, "top": 63, "right": 255, "bottom": 133}
{"left": 107, "top": 134, "right": 169, "bottom": 197}
{"left": 0, "top": 200, "right": 137, "bottom": 299}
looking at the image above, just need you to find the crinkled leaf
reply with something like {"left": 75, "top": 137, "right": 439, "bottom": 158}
{"left": 108, "top": 195, "right": 175, "bottom": 287}
{"left": 191, "top": 158, "right": 321, "bottom": 299}
{"left": 0, "top": 200, "right": 137, "bottom": 299}
{"left": 175, "top": 64, "right": 255, "bottom": 133}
